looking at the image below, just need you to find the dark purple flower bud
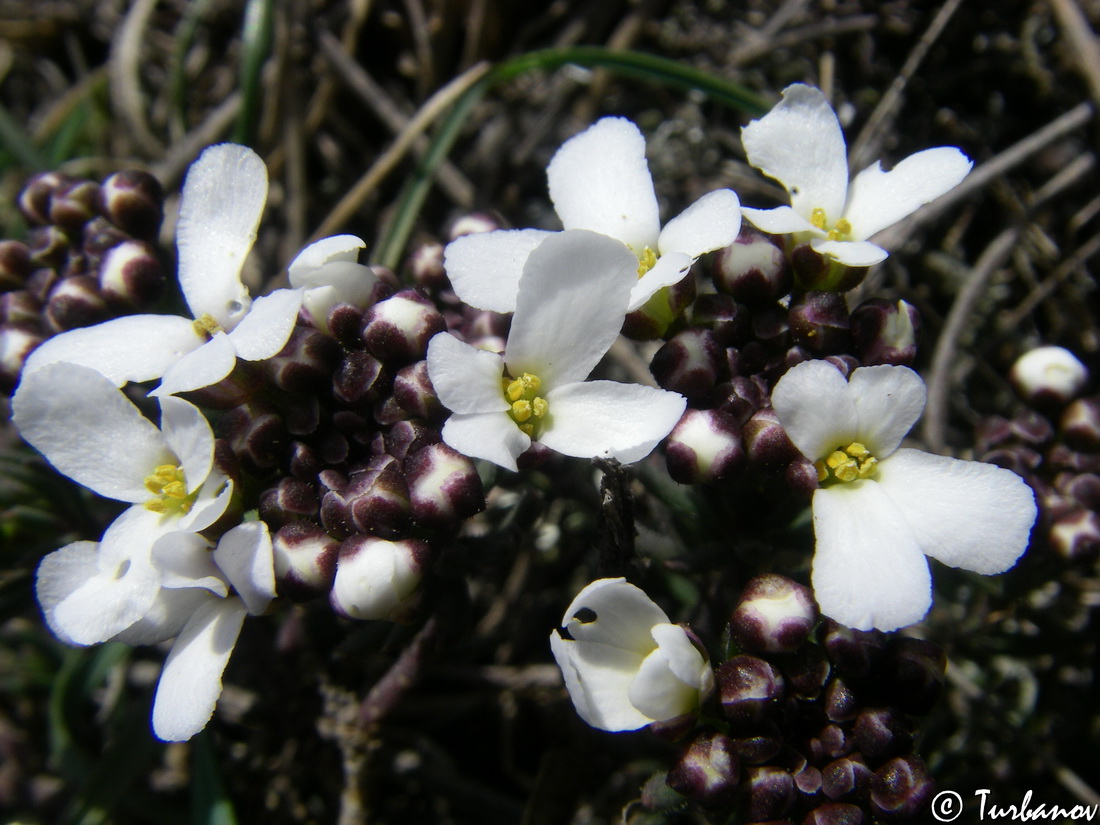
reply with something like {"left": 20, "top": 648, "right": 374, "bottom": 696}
{"left": 25, "top": 267, "right": 59, "bottom": 303}
{"left": 622, "top": 273, "right": 697, "bottom": 341}
{"left": 97, "top": 169, "right": 164, "bottom": 240}
{"left": 0, "top": 290, "right": 42, "bottom": 329}
{"left": 373, "top": 394, "right": 410, "bottom": 426}
{"left": 869, "top": 756, "right": 934, "bottom": 821}
{"left": 788, "top": 292, "right": 851, "bottom": 356}
{"left": 82, "top": 216, "right": 130, "bottom": 261}
{"left": 1058, "top": 472, "right": 1100, "bottom": 509}
{"left": 516, "top": 440, "right": 553, "bottom": 470}
{"left": 786, "top": 456, "right": 820, "bottom": 498}
{"left": 49, "top": 179, "right": 100, "bottom": 232}
{"left": 1048, "top": 442, "right": 1100, "bottom": 474}
{"left": 740, "top": 765, "right": 795, "bottom": 821}
{"left": 393, "top": 360, "right": 445, "bottom": 421}
{"left": 666, "top": 731, "right": 741, "bottom": 808}
{"left": 0, "top": 326, "right": 43, "bottom": 393}
{"left": 1010, "top": 346, "right": 1088, "bottom": 406}
{"left": 743, "top": 408, "right": 801, "bottom": 471}
{"left": 821, "top": 757, "right": 872, "bottom": 802}
{"left": 408, "top": 241, "right": 447, "bottom": 290}
{"left": 793, "top": 761, "right": 823, "bottom": 803}
{"left": 818, "top": 724, "right": 852, "bottom": 761}
{"left": 718, "top": 655, "right": 785, "bottom": 729}
{"left": 44, "top": 275, "right": 109, "bottom": 332}
{"left": 717, "top": 374, "right": 769, "bottom": 424}
{"left": 283, "top": 396, "right": 322, "bottom": 437}
{"left": 852, "top": 708, "right": 910, "bottom": 762}
{"left": 981, "top": 445, "right": 1042, "bottom": 477}
{"left": 384, "top": 419, "right": 440, "bottom": 462}
{"left": 850, "top": 299, "right": 920, "bottom": 366}
{"left": 650, "top": 328, "right": 728, "bottom": 404}
{"left": 752, "top": 305, "right": 790, "bottom": 348}
{"left": 880, "top": 638, "right": 946, "bottom": 715}
{"left": 692, "top": 293, "right": 752, "bottom": 347}
{"left": 19, "top": 171, "right": 72, "bottom": 225}
{"left": 27, "top": 225, "right": 70, "bottom": 268}
{"left": 1048, "top": 508, "right": 1100, "bottom": 560}
{"left": 731, "top": 727, "right": 783, "bottom": 765}
{"left": 730, "top": 574, "right": 818, "bottom": 654}
{"left": 1008, "top": 411, "right": 1055, "bottom": 445}
{"left": 803, "top": 803, "right": 864, "bottom": 825}
{"left": 361, "top": 289, "right": 446, "bottom": 364}
{"left": 259, "top": 477, "right": 320, "bottom": 527}
{"left": 781, "top": 643, "right": 831, "bottom": 699}
{"left": 712, "top": 230, "right": 791, "bottom": 305}
{"left": 820, "top": 621, "right": 886, "bottom": 677}
{"left": 824, "top": 677, "right": 860, "bottom": 723}
{"left": 327, "top": 303, "right": 368, "bottom": 348}
{"left": 97, "top": 240, "right": 163, "bottom": 307}
{"left": 823, "top": 354, "right": 860, "bottom": 378}
{"left": 0, "top": 241, "right": 31, "bottom": 290}
{"left": 321, "top": 455, "right": 410, "bottom": 539}
{"left": 222, "top": 401, "right": 287, "bottom": 472}
{"left": 289, "top": 441, "right": 322, "bottom": 480}
{"left": 319, "top": 429, "right": 351, "bottom": 465}
{"left": 333, "top": 351, "right": 390, "bottom": 409}
{"left": 665, "top": 408, "right": 745, "bottom": 484}
{"left": 405, "top": 443, "right": 484, "bottom": 530}
{"left": 1061, "top": 397, "right": 1100, "bottom": 451}
{"left": 448, "top": 212, "right": 502, "bottom": 240}
{"left": 263, "top": 326, "right": 342, "bottom": 393}
{"left": 330, "top": 536, "right": 430, "bottom": 621}
{"left": 272, "top": 521, "right": 339, "bottom": 601}
{"left": 790, "top": 243, "right": 867, "bottom": 292}
{"left": 181, "top": 361, "right": 265, "bottom": 410}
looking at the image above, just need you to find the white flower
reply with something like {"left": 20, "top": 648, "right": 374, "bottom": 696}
{"left": 549, "top": 578, "right": 714, "bottom": 732}
{"left": 22, "top": 143, "right": 303, "bottom": 396}
{"left": 445, "top": 117, "right": 742, "bottom": 313}
{"left": 741, "top": 84, "right": 972, "bottom": 267}
{"left": 426, "top": 230, "right": 687, "bottom": 471}
{"left": 287, "top": 234, "right": 379, "bottom": 333}
{"left": 1009, "top": 345, "right": 1089, "bottom": 404}
{"left": 771, "top": 360, "right": 1037, "bottom": 631}
{"left": 19, "top": 362, "right": 233, "bottom": 645}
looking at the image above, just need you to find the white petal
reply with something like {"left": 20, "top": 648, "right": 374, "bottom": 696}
{"left": 426, "top": 333, "right": 507, "bottom": 414}
{"left": 658, "top": 189, "right": 742, "bottom": 258}
{"left": 152, "top": 598, "right": 247, "bottom": 741}
{"left": 227, "top": 288, "right": 303, "bottom": 361}
{"left": 547, "top": 117, "right": 660, "bottom": 252}
{"left": 443, "top": 229, "right": 554, "bottom": 314}
{"left": 152, "top": 332, "right": 238, "bottom": 397}
{"left": 298, "top": 262, "right": 379, "bottom": 325}
{"left": 13, "top": 363, "right": 169, "bottom": 501}
{"left": 20, "top": 315, "right": 203, "bottom": 386}
{"left": 541, "top": 380, "right": 686, "bottom": 464}
{"left": 550, "top": 630, "right": 651, "bottom": 731}
{"left": 630, "top": 252, "right": 693, "bottom": 311}
{"left": 441, "top": 411, "right": 530, "bottom": 471}
{"left": 842, "top": 147, "right": 973, "bottom": 240}
{"left": 287, "top": 234, "right": 365, "bottom": 281}
{"left": 158, "top": 396, "right": 215, "bottom": 493}
{"left": 111, "top": 588, "right": 216, "bottom": 645}
{"left": 505, "top": 230, "right": 637, "bottom": 387}
{"left": 809, "top": 238, "right": 888, "bottom": 267}
{"left": 151, "top": 532, "right": 226, "bottom": 594}
{"left": 741, "top": 84, "right": 849, "bottom": 221}
{"left": 213, "top": 522, "right": 276, "bottom": 615}
{"left": 627, "top": 624, "right": 705, "bottom": 722}
{"left": 559, "top": 578, "right": 670, "bottom": 652}
{"left": 771, "top": 360, "right": 858, "bottom": 461}
{"left": 741, "top": 205, "right": 820, "bottom": 236}
{"left": 876, "top": 449, "right": 1036, "bottom": 574}
{"left": 847, "top": 365, "right": 926, "bottom": 457}
{"left": 811, "top": 482, "right": 932, "bottom": 631}
{"left": 35, "top": 542, "right": 100, "bottom": 645}
{"left": 176, "top": 144, "right": 266, "bottom": 328}
{"left": 177, "top": 472, "right": 233, "bottom": 533}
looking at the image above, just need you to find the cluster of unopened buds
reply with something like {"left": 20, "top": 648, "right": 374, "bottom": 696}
{"left": 2, "top": 82, "right": 1048, "bottom": 819}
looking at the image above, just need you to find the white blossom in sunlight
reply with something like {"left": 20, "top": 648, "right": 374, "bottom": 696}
{"left": 770, "top": 359, "right": 1036, "bottom": 631}
{"left": 444, "top": 117, "right": 742, "bottom": 313}
{"left": 18, "top": 362, "right": 232, "bottom": 646}
{"left": 426, "top": 230, "right": 686, "bottom": 471}
{"left": 549, "top": 578, "right": 713, "bottom": 732}
{"left": 741, "top": 84, "right": 972, "bottom": 267}
{"left": 22, "top": 143, "right": 303, "bottom": 396}
{"left": 287, "top": 234, "right": 380, "bottom": 333}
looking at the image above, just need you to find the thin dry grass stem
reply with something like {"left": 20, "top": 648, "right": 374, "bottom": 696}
{"left": 459, "top": 0, "right": 488, "bottom": 70}
{"left": 608, "top": 337, "right": 660, "bottom": 388}
{"left": 848, "top": 0, "right": 964, "bottom": 173}
{"left": 1049, "top": 0, "right": 1100, "bottom": 105}
{"left": 998, "top": 231, "right": 1100, "bottom": 334}
{"left": 1054, "top": 761, "right": 1100, "bottom": 807}
{"left": 31, "top": 66, "right": 106, "bottom": 144}
{"left": 873, "top": 101, "right": 1095, "bottom": 253}
{"left": 727, "top": 15, "right": 878, "bottom": 69}
{"left": 109, "top": 0, "right": 164, "bottom": 157}
{"left": 309, "top": 60, "right": 491, "bottom": 245}
{"left": 149, "top": 92, "right": 242, "bottom": 188}
{"left": 401, "top": 0, "right": 434, "bottom": 99}
{"left": 577, "top": 0, "right": 665, "bottom": 122}
{"left": 316, "top": 28, "right": 474, "bottom": 207}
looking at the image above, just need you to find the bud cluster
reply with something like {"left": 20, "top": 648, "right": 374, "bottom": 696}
{"left": 1, "top": 169, "right": 166, "bottom": 392}
{"left": 665, "top": 575, "right": 942, "bottom": 823}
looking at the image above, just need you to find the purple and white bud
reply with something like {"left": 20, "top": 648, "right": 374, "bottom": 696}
{"left": 1061, "top": 397, "right": 1100, "bottom": 450}
{"left": 788, "top": 292, "right": 852, "bottom": 356}
{"left": 0, "top": 290, "right": 42, "bottom": 329}
{"left": 821, "top": 756, "right": 872, "bottom": 803}
{"left": 333, "top": 350, "right": 391, "bottom": 409}
{"left": 665, "top": 408, "right": 745, "bottom": 484}
{"left": 786, "top": 456, "right": 821, "bottom": 498}
{"left": 19, "top": 171, "right": 73, "bottom": 225}
{"left": 717, "top": 655, "right": 785, "bottom": 729}
{"left": 393, "top": 360, "right": 445, "bottom": 422}
{"left": 622, "top": 273, "right": 697, "bottom": 341}
{"left": 263, "top": 326, "right": 342, "bottom": 393}
{"left": 820, "top": 621, "right": 886, "bottom": 678}
{"left": 712, "top": 230, "right": 791, "bottom": 305}
{"left": 823, "top": 677, "right": 860, "bottom": 724}
{"left": 361, "top": 288, "right": 446, "bottom": 364}
{"left": 790, "top": 243, "right": 867, "bottom": 292}
{"left": 49, "top": 179, "right": 99, "bottom": 232}
{"left": 97, "top": 169, "right": 163, "bottom": 240}
{"left": 321, "top": 455, "right": 410, "bottom": 539}
{"left": 448, "top": 212, "right": 502, "bottom": 240}
{"left": 717, "top": 374, "right": 769, "bottom": 424}
{"left": 730, "top": 574, "right": 818, "bottom": 654}
{"left": 743, "top": 408, "right": 801, "bottom": 471}
{"left": 1048, "top": 508, "right": 1100, "bottom": 560}
{"left": 803, "top": 802, "right": 865, "bottom": 825}
{"left": 273, "top": 521, "right": 339, "bottom": 601}
{"left": 649, "top": 328, "right": 728, "bottom": 404}
{"left": 0, "top": 241, "right": 31, "bottom": 290}
{"left": 82, "top": 216, "right": 130, "bottom": 261}
{"left": 740, "top": 765, "right": 795, "bottom": 822}
{"left": 850, "top": 299, "right": 920, "bottom": 367}
{"left": 666, "top": 731, "right": 741, "bottom": 809}
{"left": 330, "top": 536, "right": 430, "bottom": 622}
{"left": 258, "top": 477, "right": 320, "bottom": 527}
{"left": 692, "top": 293, "right": 752, "bottom": 348}
{"left": 405, "top": 443, "right": 485, "bottom": 531}
{"left": 869, "top": 756, "right": 934, "bottom": 821}
{"left": 0, "top": 326, "right": 43, "bottom": 393}
{"left": 781, "top": 643, "right": 831, "bottom": 700}
{"left": 731, "top": 726, "right": 783, "bottom": 765}
{"left": 97, "top": 240, "right": 164, "bottom": 307}
{"left": 384, "top": 419, "right": 440, "bottom": 462}
{"left": 44, "top": 275, "right": 109, "bottom": 332}
{"left": 27, "top": 225, "right": 70, "bottom": 269}
{"left": 407, "top": 241, "right": 447, "bottom": 291}
{"left": 1010, "top": 346, "right": 1089, "bottom": 406}
{"left": 852, "top": 708, "right": 911, "bottom": 762}
{"left": 222, "top": 401, "right": 287, "bottom": 472}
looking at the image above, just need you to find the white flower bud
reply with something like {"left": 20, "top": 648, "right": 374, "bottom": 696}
{"left": 330, "top": 537, "right": 429, "bottom": 622}
{"left": 1010, "top": 346, "right": 1088, "bottom": 405}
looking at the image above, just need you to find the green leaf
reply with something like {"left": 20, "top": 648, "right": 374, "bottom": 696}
{"left": 191, "top": 730, "right": 239, "bottom": 825}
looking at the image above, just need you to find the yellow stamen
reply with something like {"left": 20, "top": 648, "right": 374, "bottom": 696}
{"left": 817, "top": 442, "right": 878, "bottom": 485}
{"left": 142, "top": 464, "right": 196, "bottom": 515}
{"left": 511, "top": 399, "right": 532, "bottom": 422}
{"left": 810, "top": 208, "right": 828, "bottom": 231}
{"left": 531, "top": 397, "right": 548, "bottom": 419}
{"left": 503, "top": 371, "right": 549, "bottom": 437}
{"left": 636, "top": 246, "right": 658, "bottom": 278}
{"left": 193, "top": 313, "right": 224, "bottom": 338}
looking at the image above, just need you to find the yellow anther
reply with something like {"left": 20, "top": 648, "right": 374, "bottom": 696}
{"left": 826, "top": 450, "right": 850, "bottom": 470}
{"left": 810, "top": 208, "right": 828, "bottom": 231}
{"left": 818, "top": 442, "right": 879, "bottom": 485}
{"left": 636, "top": 246, "right": 658, "bottom": 278}
{"left": 845, "top": 442, "right": 870, "bottom": 459}
{"left": 142, "top": 464, "right": 196, "bottom": 515}
{"left": 857, "top": 457, "right": 878, "bottom": 478}
{"left": 815, "top": 460, "right": 829, "bottom": 482}
{"left": 511, "top": 399, "right": 532, "bottom": 422}
{"left": 531, "top": 397, "right": 548, "bottom": 419}
{"left": 835, "top": 218, "right": 852, "bottom": 235}
{"left": 504, "top": 371, "right": 549, "bottom": 436}
{"left": 518, "top": 422, "right": 535, "bottom": 436}
{"left": 506, "top": 378, "right": 526, "bottom": 402}
{"left": 192, "top": 313, "right": 224, "bottom": 338}
{"left": 833, "top": 462, "right": 859, "bottom": 483}
{"left": 162, "top": 481, "right": 188, "bottom": 500}
{"left": 520, "top": 373, "right": 540, "bottom": 394}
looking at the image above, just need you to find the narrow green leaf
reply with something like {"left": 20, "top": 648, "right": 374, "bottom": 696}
{"left": 0, "top": 100, "right": 48, "bottom": 172}
{"left": 233, "top": 0, "right": 275, "bottom": 146}
{"left": 191, "top": 730, "right": 239, "bottom": 825}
